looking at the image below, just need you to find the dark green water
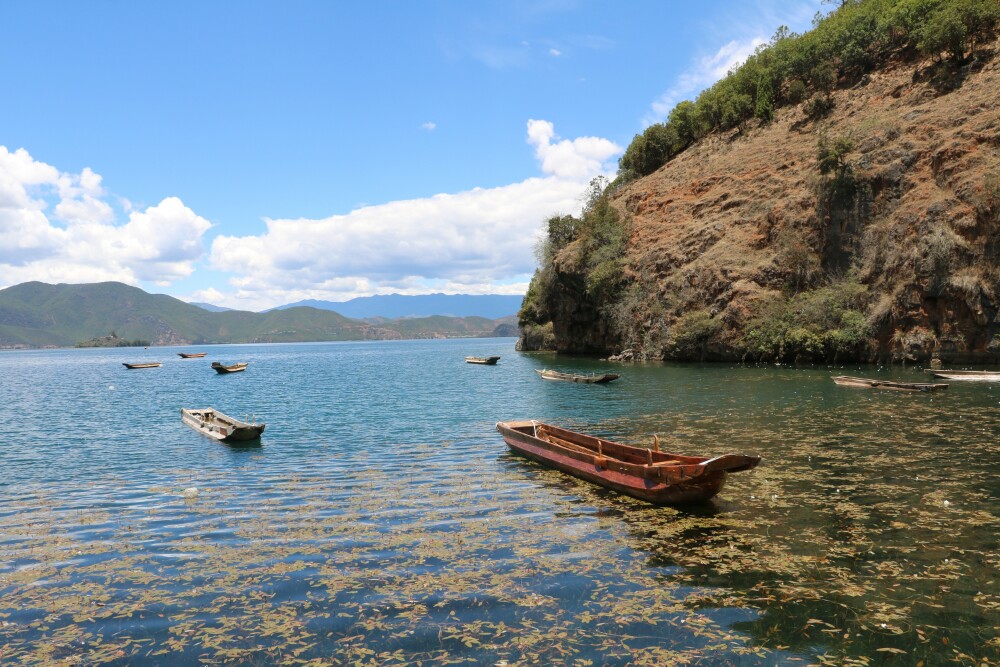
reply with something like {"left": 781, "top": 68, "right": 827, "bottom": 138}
{"left": 1, "top": 339, "right": 997, "bottom": 665}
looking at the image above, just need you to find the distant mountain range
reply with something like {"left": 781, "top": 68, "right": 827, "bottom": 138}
{"left": 269, "top": 293, "right": 524, "bottom": 319}
{"left": 190, "top": 302, "right": 232, "bottom": 312}
{"left": 0, "top": 281, "right": 519, "bottom": 349}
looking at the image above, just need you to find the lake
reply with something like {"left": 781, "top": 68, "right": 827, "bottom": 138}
{"left": 1, "top": 338, "right": 997, "bottom": 665}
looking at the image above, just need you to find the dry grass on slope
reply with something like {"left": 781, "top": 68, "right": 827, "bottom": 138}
{"left": 614, "top": 38, "right": 1000, "bottom": 362}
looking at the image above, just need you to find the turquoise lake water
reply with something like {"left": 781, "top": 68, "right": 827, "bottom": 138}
{"left": 1, "top": 338, "right": 997, "bottom": 665}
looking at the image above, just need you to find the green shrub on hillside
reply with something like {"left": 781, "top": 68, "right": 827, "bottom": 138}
{"left": 777, "top": 230, "right": 822, "bottom": 292}
{"left": 667, "top": 309, "right": 724, "bottom": 360}
{"left": 921, "top": 226, "right": 961, "bottom": 295}
{"left": 817, "top": 134, "right": 854, "bottom": 177}
{"left": 617, "top": 123, "right": 677, "bottom": 185}
{"left": 961, "top": 0, "right": 1000, "bottom": 53}
{"left": 579, "top": 197, "right": 629, "bottom": 303}
{"left": 742, "top": 280, "right": 874, "bottom": 361}
{"left": 607, "top": 278, "right": 674, "bottom": 358}
{"left": 617, "top": 0, "right": 1000, "bottom": 182}
{"left": 518, "top": 268, "right": 552, "bottom": 327}
{"left": 804, "top": 94, "right": 836, "bottom": 119}
{"left": 919, "top": 4, "right": 968, "bottom": 61}
{"left": 787, "top": 79, "right": 809, "bottom": 104}
{"left": 755, "top": 72, "right": 775, "bottom": 121}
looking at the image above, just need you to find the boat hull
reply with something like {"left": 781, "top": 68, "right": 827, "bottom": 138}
{"left": 178, "top": 352, "right": 207, "bottom": 358}
{"left": 536, "top": 369, "right": 620, "bottom": 383}
{"left": 212, "top": 362, "right": 248, "bottom": 374}
{"left": 832, "top": 375, "right": 947, "bottom": 391}
{"left": 929, "top": 370, "right": 1000, "bottom": 381}
{"left": 496, "top": 421, "right": 757, "bottom": 505}
{"left": 181, "top": 408, "right": 264, "bottom": 442}
{"left": 466, "top": 356, "right": 500, "bottom": 365}
{"left": 123, "top": 362, "right": 161, "bottom": 369}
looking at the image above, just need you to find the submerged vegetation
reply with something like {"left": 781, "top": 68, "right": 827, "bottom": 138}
{"left": 2, "top": 383, "right": 998, "bottom": 665}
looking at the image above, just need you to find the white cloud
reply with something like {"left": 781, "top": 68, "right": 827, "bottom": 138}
{"left": 645, "top": 36, "right": 766, "bottom": 126}
{"left": 0, "top": 146, "right": 212, "bottom": 288}
{"left": 549, "top": 48, "right": 562, "bottom": 57}
{"left": 116, "top": 197, "right": 213, "bottom": 282}
{"left": 2, "top": 121, "right": 622, "bottom": 311}
{"left": 421, "top": 121, "right": 437, "bottom": 131}
{"left": 208, "top": 120, "right": 622, "bottom": 310}
{"left": 526, "top": 119, "right": 621, "bottom": 181}
{"left": 186, "top": 287, "right": 227, "bottom": 306}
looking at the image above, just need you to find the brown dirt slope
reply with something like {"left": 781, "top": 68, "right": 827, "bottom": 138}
{"left": 610, "top": 40, "right": 1000, "bottom": 363}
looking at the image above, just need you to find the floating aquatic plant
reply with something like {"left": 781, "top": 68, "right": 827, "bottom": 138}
{"left": 2, "top": 389, "right": 998, "bottom": 665}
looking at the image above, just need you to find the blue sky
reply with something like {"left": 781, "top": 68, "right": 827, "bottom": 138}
{"left": 0, "top": 0, "right": 824, "bottom": 311}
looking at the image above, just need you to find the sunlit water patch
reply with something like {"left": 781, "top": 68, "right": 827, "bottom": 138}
{"left": 1, "top": 342, "right": 997, "bottom": 665}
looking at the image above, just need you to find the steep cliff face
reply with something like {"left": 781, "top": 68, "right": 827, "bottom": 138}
{"left": 523, "top": 38, "right": 1000, "bottom": 364}
{"left": 517, "top": 257, "right": 614, "bottom": 354}
{"left": 543, "top": 268, "right": 615, "bottom": 355}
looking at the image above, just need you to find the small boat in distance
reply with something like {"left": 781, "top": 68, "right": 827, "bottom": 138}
{"left": 832, "top": 375, "right": 948, "bottom": 392}
{"left": 496, "top": 420, "right": 759, "bottom": 504}
{"left": 212, "top": 361, "right": 249, "bottom": 374}
{"left": 178, "top": 352, "right": 207, "bottom": 358}
{"left": 466, "top": 355, "right": 501, "bottom": 365}
{"left": 123, "top": 362, "right": 162, "bottom": 369}
{"left": 927, "top": 369, "right": 1000, "bottom": 381}
{"left": 536, "top": 369, "right": 620, "bottom": 384}
{"left": 181, "top": 407, "right": 265, "bottom": 442}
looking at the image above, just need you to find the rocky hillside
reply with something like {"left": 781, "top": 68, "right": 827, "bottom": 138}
{"left": 520, "top": 7, "right": 1000, "bottom": 365}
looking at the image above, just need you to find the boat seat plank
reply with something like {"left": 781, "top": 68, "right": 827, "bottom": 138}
{"left": 540, "top": 429, "right": 666, "bottom": 466}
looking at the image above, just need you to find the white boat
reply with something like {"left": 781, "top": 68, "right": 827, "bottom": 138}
{"left": 927, "top": 369, "right": 1000, "bottom": 381}
{"left": 181, "top": 408, "right": 265, "bottom": 442}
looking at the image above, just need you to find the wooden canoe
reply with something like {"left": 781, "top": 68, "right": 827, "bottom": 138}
{"left": 178, "top": 352, "right": 207, "bottom": 358}
{"left": 536, "top": 369, "right": 620, "bottom": 384}
{"left": 496, "top": 420, "right": 759, "bottom": 504}
{"left": 123, "top": 362, "right": 162, "bottom": 369}
{"left": 181, "top": 407, "right": 265, "bottom": 442}
{"left": 927, "top": 369, "right": 1000, "bottom": 381}
{"left": 466, "top": 356, "right": 501, "bottom": 365}
{"left": 212, "top": 361, "right": 248, "bottom": 374}
{"left": 832, "top": 375, "right": 948, "bottom": 392}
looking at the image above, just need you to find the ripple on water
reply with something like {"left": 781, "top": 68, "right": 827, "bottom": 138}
{"left": 1, "top": 343, "right": 998, "bottom": 665}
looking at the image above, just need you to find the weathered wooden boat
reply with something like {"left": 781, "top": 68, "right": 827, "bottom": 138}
{"left": 536, "top": 369, "right": 620, "bottom": 384}
{"left": 832, "top": 375, "right": 948, "bottom": 392}
{"left": 496, "top": 420, "right": 759, "bottom": 504}
{"left": 122, "top": 362, "right": 162, "bottom": 369}
{"left": 466, "top": 355, "right": 501, "bottom": 365}
{"left": 212, "top": 361, "right": 248, "bottom": 374}
{"left": 181, "top": 408, "right": 265, "bottom": 442}
{"left": 927, "top": 369, "right": 1000, "bottom": 381}
{"left": 178, "top": 352, "right": 207, "bottom": 358}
